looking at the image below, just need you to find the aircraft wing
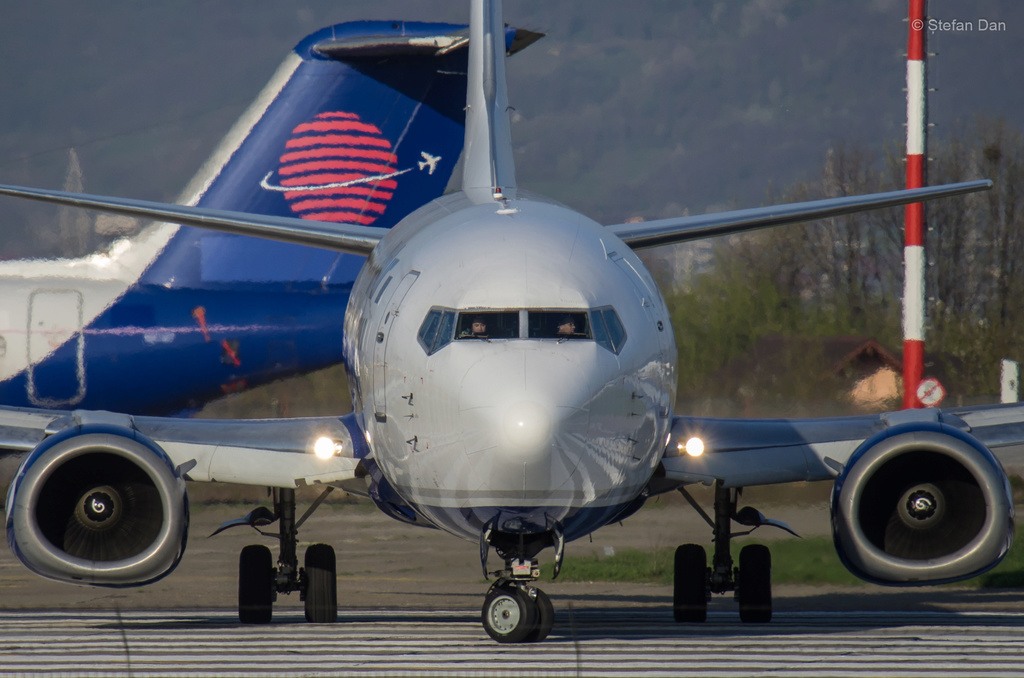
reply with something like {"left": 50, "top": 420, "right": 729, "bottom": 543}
{"left": 608, "top": 180, "right": 992, "bottom": 249}
{"left": 660, "top": 403, "right": 1024, "bottom": 489}
{"left": 0, "top": 408, "right": 365, "bottom": 489}
{"left": 0, "top": 184, "right": 388, "bottom": 257}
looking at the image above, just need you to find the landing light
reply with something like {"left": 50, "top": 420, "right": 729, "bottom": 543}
{"left": 313, "top": 436, "right": 341, "bottom": 459}
{"left": 679, "top": 437, "right": 704, "bottom": 457}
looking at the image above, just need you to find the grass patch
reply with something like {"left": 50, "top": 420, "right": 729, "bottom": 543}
{"left": 978, "top": 533, "right": 1024, "bottom": 588}
{"left": 765, "top": 537, "right": 863, "bottom": 586}
{"left": 542, "top": 533, "right": 1024, "bottom": 589}
{"left": 541, "top": 547, "right": 675, "bottom": 584}
{"left": 542, "top": 538, "right": 861, "bottom": 586}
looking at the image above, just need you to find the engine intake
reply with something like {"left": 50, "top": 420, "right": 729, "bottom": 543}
{"left": 831, "top": 422, "right": 1013, "bottom": 585}
{"left": 6, "top": 425, "right": 189, "bottom": 586}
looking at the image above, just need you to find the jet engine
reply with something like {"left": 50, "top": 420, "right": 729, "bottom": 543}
{"left": 6, "top": 425, "right": 189, "bottom": 586}
{"left": 831, "top": 422, "right": 1013, "bottom": 584}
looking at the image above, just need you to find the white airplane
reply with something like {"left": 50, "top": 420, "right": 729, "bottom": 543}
{"left": 0, "top": 0, "right": 1016, "bottom": 644}
{"left": 418, "top": 152, "right": 442, "bottom": 175}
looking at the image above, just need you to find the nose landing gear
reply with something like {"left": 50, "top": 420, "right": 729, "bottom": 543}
{"left": 480, "top": 561, "right": 555, "bottom": 643}
{"left": 481, "top": 577, "right": 554, "bottom": 643}
{"left": 479, "top": 527, "right": 562, "bottom": 643}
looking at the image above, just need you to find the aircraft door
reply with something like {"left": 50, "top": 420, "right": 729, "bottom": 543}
{"left": 609, "top": 254, "right": 672, "bottom": 450}
{"left": 372, "top": 271, "right": 419, "bottom": 422}
{"left": 26, "top": 288, "right": 85, "bottom": 407}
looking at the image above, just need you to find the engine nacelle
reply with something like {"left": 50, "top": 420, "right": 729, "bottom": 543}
{"left": 5, "top": 424, "right": 189, "bottom": 586}
{"left": 831, "top": 422, "right": 1013, "bottom": 585}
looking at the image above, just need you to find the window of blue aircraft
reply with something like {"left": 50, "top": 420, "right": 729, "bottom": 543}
{"left": 418, "top": 308, "right": 457, "bottom": 355}
{"left": 527, "top": 311, "right": 591, "bottom": 340}
{"left": 456, "top": 311, "right": 519, "bottom": 339}
{"left": 589, "top": 307, "right": 627, "bottom": 354}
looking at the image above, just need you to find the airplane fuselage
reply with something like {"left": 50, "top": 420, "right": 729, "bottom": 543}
{"left": 0, "top": 255, "right": 352, "bottom": 415}
{"left": 346, "top": 191, "right": 677, "bottom": 542}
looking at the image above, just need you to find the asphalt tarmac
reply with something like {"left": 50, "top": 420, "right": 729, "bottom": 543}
{"left": 4, "top": 608, "right": 1024, "bottom": 677}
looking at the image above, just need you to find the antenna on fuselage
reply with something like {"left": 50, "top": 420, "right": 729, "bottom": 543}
{"left": 462, "top": 0, "right": 517, "bottom": 203}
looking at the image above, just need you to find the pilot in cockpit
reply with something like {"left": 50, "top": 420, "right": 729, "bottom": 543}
{"left": 556, "top": 314, "right": 576, "bottom": 337}
{"left": 461, "top": 315, "right": 488, "bottom": 338}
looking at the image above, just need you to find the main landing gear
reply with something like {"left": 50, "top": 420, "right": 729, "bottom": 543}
{"left": 673, "top": 480, "right": 797, "bottom": 624}
{"left": 215, "top": 487, "right": 337, "bottom": 624}
{"left": 479, "top": 527, "right": 562, "bottom": 643}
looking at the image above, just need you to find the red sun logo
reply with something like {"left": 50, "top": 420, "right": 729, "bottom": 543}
{"left": 262, "top": 111, "right": 402, "bottom": 225}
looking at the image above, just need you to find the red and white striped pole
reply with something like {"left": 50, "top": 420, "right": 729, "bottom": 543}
{"left": 903, "top": 0, "right": 927, "bottom": 408}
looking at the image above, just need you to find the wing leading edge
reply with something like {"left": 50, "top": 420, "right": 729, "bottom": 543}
{"left": 0, "top": 184, "right": 387, "bottom": 257}
{"left": 0, "top": 408, "right": 365, "bottom": 489}
{"left": 608, "top": 180, "right": 992, "bottom": 249}
{"left": 660, "top": 403, "right": 1024, "bottom": 489}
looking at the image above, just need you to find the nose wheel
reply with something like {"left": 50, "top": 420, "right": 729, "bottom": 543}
{"left": 481, "top": 580, "right": 554, "bottom": 643}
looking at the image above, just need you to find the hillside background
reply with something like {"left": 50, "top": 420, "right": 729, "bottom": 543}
{"left": 1, "top": 1, "right": 1022, "bottom": 416}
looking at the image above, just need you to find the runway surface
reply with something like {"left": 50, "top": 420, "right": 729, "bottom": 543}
{"left": 2, "top": 608, "right": 1024, "bottom": 677}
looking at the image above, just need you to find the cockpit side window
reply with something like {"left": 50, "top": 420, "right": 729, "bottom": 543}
{"left": 418, "top": 309, "right": 442, "bottom": 351}
{"left": 456, "top": 311, "right": 519, "bottom": 339}
{"left": 590, "top": 307, "right": 626, "bottom": 354}
{"left": 590, "top": 310, "right": 611, "bottom": 351}
{"left": 527, "top": 311, "right": 591, "bottom": 339}
{"left": 418, "top": 307, "right": 457, "bottom": 355}
{"left": 603, "top": 308, "right": 626, "bottom": 353}
{"left": 436, "top": 310, "right": 457, "bottom": 349}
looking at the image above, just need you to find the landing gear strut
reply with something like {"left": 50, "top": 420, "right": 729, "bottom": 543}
{"left": 673, "top": 481, "right": 787, "bottom": 623}
{"left": 221, "top": 487, "right": 338, "bottom": 624}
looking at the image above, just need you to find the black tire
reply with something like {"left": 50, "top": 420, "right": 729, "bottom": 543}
{"left": 738, "top": 544, "right": 772, "bottom": 623}
{"left": 525, "top": 588, "right": 554, "bottom": 642}
{"left": 239, "top": 544, "right": 274, "bottom": 624}
{"left": 673, "top": 544, "right": 708, "bottom": 622}
{"left": 481, "top": 583, "right": 537, "bottom": 643}
{"left": 304, "top": 543, "right": 338, "bottom": 623}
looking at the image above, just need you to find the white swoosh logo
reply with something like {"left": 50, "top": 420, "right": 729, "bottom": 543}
{"left": 260, "top": 168, "right": 412, "bottom": 192}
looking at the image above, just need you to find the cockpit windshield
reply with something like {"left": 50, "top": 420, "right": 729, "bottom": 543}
{"left": 527, "top": 311, "right": 590, "bottom": 339}
{"left": 417, "top": 307, "right": 626, "bottom": 355}
{"left": 456, "top": 311, "right": 519, "bottom": 339}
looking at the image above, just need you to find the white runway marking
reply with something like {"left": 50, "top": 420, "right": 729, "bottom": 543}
{"left": 1, "top": 608, "right": 1024, "bottom": 677}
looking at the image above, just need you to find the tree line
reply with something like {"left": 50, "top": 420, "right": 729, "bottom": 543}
{"left": 663, "top": 117, "right": 1024, "bottom": 414}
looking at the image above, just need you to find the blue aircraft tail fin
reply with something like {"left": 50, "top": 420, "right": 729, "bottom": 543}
{"left": 142, "top": 20, "right": 541, "bottom": 288}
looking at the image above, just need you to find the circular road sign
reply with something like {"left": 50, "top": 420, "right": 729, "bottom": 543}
{"left": 916, "top": 377, "right": 946, "bottom": 407}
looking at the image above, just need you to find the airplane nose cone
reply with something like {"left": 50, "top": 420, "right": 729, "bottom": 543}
{"left": 458, "top": 347, "right": 596, "bottom": 486}
{"left": 502, "top": 400, "right": 552, "bottom": 459}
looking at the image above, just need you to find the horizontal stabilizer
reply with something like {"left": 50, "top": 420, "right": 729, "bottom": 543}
{"left": 315, "top": 26, "right": 542, "bottom": 59}
{"left": 0, "top": 184, "right": 387, "bottom": 256}
{"left": 609, "top": 180, "right": 992, "bottom": 249}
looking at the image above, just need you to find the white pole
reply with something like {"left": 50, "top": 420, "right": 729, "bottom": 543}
{"left": 1001, "top": 359, "right": 1019, "bottom": 404}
